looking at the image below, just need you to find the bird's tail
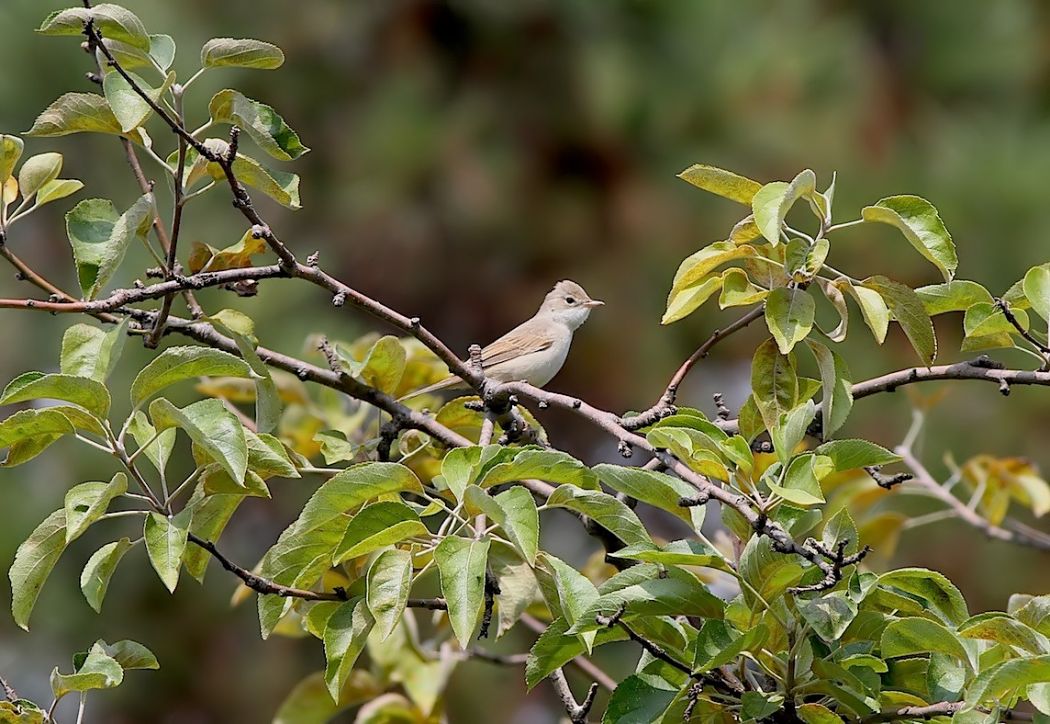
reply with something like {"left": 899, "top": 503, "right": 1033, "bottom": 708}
{"left": 397, "top": 375, "right": 465, "bottom": 402}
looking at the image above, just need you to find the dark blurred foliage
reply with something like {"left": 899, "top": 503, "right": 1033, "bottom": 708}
{"left": 1, "top": 1, "right": 1049, "bottom": 721}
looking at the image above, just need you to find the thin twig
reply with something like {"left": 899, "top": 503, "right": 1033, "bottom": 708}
{"left": 549, "top": 668, "right": 598, "bottom": 724}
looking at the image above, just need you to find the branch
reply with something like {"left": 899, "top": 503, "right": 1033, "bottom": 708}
{"left": 548, "top": 668, "right": 598, "bottom": 724}
{"left": 860, "top": 701, "right": 967, "bottom": 723}
{"left": 896, "top": 447, "right": 1050, "bottom": 552}
{"left": 0, "top": 676, "right": 17, "bottom": 702}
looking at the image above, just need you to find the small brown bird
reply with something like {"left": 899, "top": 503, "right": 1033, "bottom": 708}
{"left": 401, "top": 280, "right": 603, "bottom": 399}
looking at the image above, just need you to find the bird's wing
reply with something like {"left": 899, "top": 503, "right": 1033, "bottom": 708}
{"left": 480, "top": 321, "right": 557, "bottom": 368}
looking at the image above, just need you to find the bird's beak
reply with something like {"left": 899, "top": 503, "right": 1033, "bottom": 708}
{"left": 583, "top": 299, "right": 605, "bottom": 308}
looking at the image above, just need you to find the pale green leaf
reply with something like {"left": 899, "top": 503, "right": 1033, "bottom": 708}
{"left": 323, "top": 599, "right": 374, "bottom": 701}
{"left": 61, "top": 319, "right": 128, "bottom": 382}
{"left": 862, "top": 195, "right": 957, "bottom": 281}
{"left": 201, "top": 38, "right": 285, "bottom": 69}
{"left": 9, "top": 510, "right": 67, "bottom": 630}
{"left": 26, "top": 93, "right": 124, "bottom": 138}
{"left": 131, "top": 346, "right": 252, "bottom": 405}
{"left": 331, "top": 501, "right": 426, "bottom": 564}
{"left": 1, "top": 372, "right": 110, "bottom": 419}
{"left": 434, "top": 536, "right": 490, "bottom": 647}
{"left": 366, "top": 549, "right": 412, "bottom": 641}
{"left": 209, "top": 89, "right": 309, "bottom": 161}
{"left": 765, "top": 286, "right": 815, "bottom": 354}
{"left": 17, "top": 153, "right": 62, "bottom": 200}
{"left": 752, "top": 170, "right": 817, "bottom": 245}
{"left": 80, "top": 538, "right": 134, "bottom": 613}
{"left": 677, "top": 164, "right": 761, "bottom": 204}
{"left": 64, "top": 473, "right": 127, "bottom": 543}
{"left": 144, "top": 508, "right": 193, "bottom": 593}
{"left": 863, "top": 276, "right": 936, "bottom": 365}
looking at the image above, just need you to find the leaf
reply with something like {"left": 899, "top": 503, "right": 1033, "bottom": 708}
{"left": 611, "top": 539, "right": 727, "bottom": 571}
{"left": 26, "top": 93, "right": 124, "bottom": 137}
{"left": 9, "top": 510, "right": 67, "bottom": 630}
{"left": 878, "top": 568, "right": 968, "bottom": 625}
{"left": 538, "top": 553, "right": 601, "bottom": 652}
{"left": 1025, "top": 265, "right": 1050, "bottom": 326}
{"left": 799, "top": 591, "right": 858, "bottom": 642}
{"left": 668, "top": 241, "right": 754, "bottom": 294}
{"left": 769, "top": 400, "right": 816, "bottom": 465}
{"left": 203, "top": 145, "right": 301, "bottom": 209}
{"left": 101, "top": 639, "right": 159, "bottom": 670}
{"left": 366, "top": 549, "right": 412, "bottom": 641}
{"left": 80, "top": 538, "right": 134, "bottom": 613}
{"left": 525, "top": 617, "right": 626, "bottom": 690}
{"left": 131, "top": 346, "right": 252, "bottom": 405}
{"left": 916, "top": 280, "right": 993, "bottom": 316}
{"left": 546, "top": 486, "right": 652, "bottom": 547}
{"left": 257, "top": 463, "right": 422, "bottom": 637}
{"left": 863, "top": 276, "right": 937, "bottom": 365}
{"left": 1, "top": 372, "right": 111, "bottom": 419}
{"left": 677, "top": 164, "right": 761, "bottom": 204}
{"left": 841, "top": 280, "right": 890, "bottom": 344}
{"left": 719, "top": 268, "right": 768, "bottom": 309}
{"left": 35, "top": 179, "right": 84, "bottom": 207}
{"left": 102, "top": 70, "right": 175, "bottom": 133}
{"left": 881, "top": 617, "right": 972, "bottom": 669}
{"left": 739, "top": 535, "right": 805, "bottom": 608}
{"left": 273, "top": 670, "right": 381, "bottom": 724}
{"left": 149, "top": 34, "right": 177, "bottom": 70}
{"left": 49, "top": 643, "right": 123, "bottom": 701}
{"left": 966, "top": 655, "right": 1050, "bottom": 708}
{"left": 603, "top": 674, "right": 677, "bottom": 724}
{"left": 963, "top": 301, "right": 1027, "bottom": 345}
{"left": 806, "top": 341, "right": 853, "bottom": 437}
{"left": 206, "top": 314, "right": 281, "bottom": 434}
{"left": 693, "top": 620, "right": 769, "bottom": 670}
{"left": 815, "top": 439, "right": 900, "bottom": 471}
{"left": 0, "top": 135, "right": 23, "bottom": 184}
{"left": 434, "top": 536, "right": 490, "bottom": 647}
{"left": 65, "top": 194, "right": 154, "bottom": 298}
{"left": 336, "top": 336, "right": 406, "bottom": 396}
{"left": 476, "top": 447, "right": 600, "bottom": 490}
{"left": 61, "top": 320, "right": 128, "bottom": 382}
{"left": 182, "top": 491, "right": 245, "bottom": 582}
{"left": 751, "top": 338, "right": 798, "bottom": 433}
{"left": 144, "top": 509, "right": 192, "bottom": 593}
{"left": 769, "top": 453, "right": 829, "bottom": 506}
{"left": 201, "top": 38, "right": 285, "bottom": 69}
{"left": 331, "top": 501, "right": 427, "bottom": 564}
{"left": 594, "top": 464, "right": 705, "bottom": 532}
{"left": 0, "top": 408, "right": 75, "bottom": 466}
{"left": 17, "top": 153, "right": 62, "bottom": 200}
{"left": 862, "top": 195, "right": 957, "bottom": 281}
{"left": 797, "top": 703, "right": 841, "bottom": 724}
{"left": 127, "top": 411, "right": 175, "bottom": 477}
{"left": 489, "top": 542, "right": 538, "bottom": 638}
{"left": 209, "top": 89, "right": 309, "bottom": 161}
{"left": 151, "top": 398, "right": 248, "bottom": 484}
{"left": 662, "top": 274, "right": 724, "bottom": 325}
{"left": 958, "top": 612, "right": 1050, "bottom": 655}
{"left": 323, "top": 599, "right": 375, "bottom": 701}
{"left": 64, "top": 473, "right": 128, "bottom": 542}
{"left": 765, "top": 286, "right": 815, "bottom": 354}
{"left": 463, "top": 485, "right": 538, "bottom": 564}
{"left": 38, "top": 4, "right": 150, "bottom": 50}
{"left": 752, "top": 170, "right": 817, "bottom": 244}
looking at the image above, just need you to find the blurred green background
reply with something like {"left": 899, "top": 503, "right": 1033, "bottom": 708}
{"left": 1, "top": 0, "right": 1049, "bottom": 721}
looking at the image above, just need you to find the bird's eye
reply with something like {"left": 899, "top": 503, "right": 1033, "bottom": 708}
{"left": 565, "top": 296, "right": 577, "bottom": 305}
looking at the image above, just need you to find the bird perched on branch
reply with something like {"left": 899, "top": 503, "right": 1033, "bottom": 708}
{"left": 401, "top": 280, "right": 603, "bottom": 399}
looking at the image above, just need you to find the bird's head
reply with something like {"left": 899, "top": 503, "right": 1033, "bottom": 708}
{"left": 538, "top": 280, "right": 604, "bottom": 329}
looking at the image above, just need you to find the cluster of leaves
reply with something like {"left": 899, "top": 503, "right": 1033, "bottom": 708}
{"left": 2, "top": 4, "right": 1050, "bottom": 724}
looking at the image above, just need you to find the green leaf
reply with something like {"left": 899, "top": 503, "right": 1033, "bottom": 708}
{"left": 64, "top": 473, "right": 128, "bottom": 543}
{"left": 662, "top": 273, "right": 725, "bottom": 325}
{"left": 719, "top": 268, "right": 768, "bottom": 309}
{"left": 752, "top": 170, "right": 817, "bottom": 245}
{"left": 964, "top": 301, "right": 1027, "bottom": 339}
{"left": 1025, "top": 265, "right": 1050, "bottom": 326}
{"left": 17, "top": 153, "right": 62, "bottom": 200}
{"left": 546, "top": 486, "right": 652, "bottom": 547}
{"left": 769, "top": 453, "right": 829, "bottom": 506}
{"left": 331, "top": 501, "right": 427, "bottom": 564}
{"left": 209, "top": 89, "right": 309, "bottom": 161}
{"left": 594, "top": 464, "right": 705, "bottom": 532}
{"left": 366, "top": 549, "right": 412, "bottom": 641}
{"left": 958, "top": 613, "right": 1050, "bottom": 655}
{"left": 878, "top": 568, "right": 968, "bottom": 625}
{"left": 796, "top": 703, "right": 842, "bottom": 724}
{"left": 0, "top": 135, "right": 23, "bottom": 183}
{"left": 257, "top": 463, "right": 422, "bottom": 637}
{"left": 434, "top": 536, "right": 490, "bottom": 647}
{"left": 0, "top": 408, "right": 75, "bottom": 466}
{"left": 131, "top": 346, "right": 252, "bottom": 405}
{"left": 202, "top": 141, "right": 301, "bottom": 209}
{"left": 323, "top": 599, "right": 374, "bottom": 701}
{"left": 1, "top": 372, "right": 110, "bottom": 419}
{"left": 127, "top": 411, "right": 175, "bottom": 477}
{"left": 101, "top": 639, "right": 159, "bottom": 670}
{"left": 525, "top": 617, "right": 626, "bottom": 690}
{"left": 842, "top": 280, "right": 890, "bottom": 344}
{"left": 149, "top": 34, "right": 177, "bottom": 70}
{"left": 144, "top": 508, "right": 193, "bottom": 593}
{"left": 667, "top": 240, "right": 754, "bottom": 295}
{"left": 463, "top": 485, "right": 538, "bottom": 564}
{"left": 863, "top": 276, "right": 937, "bottom": 365}
{"left": 917, "top": 280, "right": 993, "bottom": 316}
{"left": 815, "top": 439, "right": 900, "bottom": 471}
{"left": 34, "top": 178, "right": 84, "bottom": 208}
{"left": 273, "top": 671, "right": 381, "bottom": 724}
{"left": 38, "top": 4, "right": 150, "bottom": 49}
{"left": 538, "top": 553, "right": 601, "bottom": 652}
{"left": 206, "top": 315, "right": 281, "bottom": 433}
{"left": 740, "top": 692, "right": 783, "bottom": 722}
{"left": 490, "top": 542, "right": 538, "bottom": 638}
{"left": 677, "top": 164, "right": 761, "bottom": 204}
{"left": 965, "top": 655, "right": 1050, "bottom": 708}
{"left": 102, "top": 69, "right": 176, "bottom": 133}
{"left": 9, "top": 510, "right": 67, "bottom": 630}
{"left": 739, "top": 535, "right": 805, "bottom": 608}
{"left": 476, "top": 447, "right": 600, "bottom": 490}
{"left": 603, "top": 674, "right": 677, "bottom": 724}
{"left": 799, "top": 591, "right": 858, "bottom": 642}
{"left": 751, "top": 338, "right": 799, "bottom": 433}
{"left": 881, "top": 616, "right": 972, "bottom": 668}
{"left": 26, "top": 93, "right": 124, "bottom": 137}
{"left": 150, "top": 398, "right": 248, "bottom": 484}
{"left": 61, "top": 320, "right": 128, "bottom": 382}
{"left": 862, "top": 195, "right": 957, "bottom": 281}
{"left": 182, "top": 490, "right": 245, "bottom": 582}
{"left": 611, "top": 539, "right": 728, "bottom": 571}
{"left": 80, "top": 538, "right": 134, "bottom": 613}
{"left": 765, "top": 286, "right": 815, "bottom": 354}
{"left": 201, "top": 37, "right": 285, "bottom": 69}
{"left": 769, "top": 400, "right": 816, "bottom": 465}
{"left": 806, "top": 340, "right": 853, "bottom": 437}
{"left": 693, "top": 619, "right": 768, "bottom": 671}
{"left": 335, "top": 335, "right": 406, "bottom": 396}
{"left": 64, "top": 193, "right": 154, "bottom": 298}
{"left": 49, "top": 643, "right": 123, "bottom": 701}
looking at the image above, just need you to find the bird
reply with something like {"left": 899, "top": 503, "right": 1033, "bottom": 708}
{"left": 400, "top": 280, "right": 603, "bottom": 400}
